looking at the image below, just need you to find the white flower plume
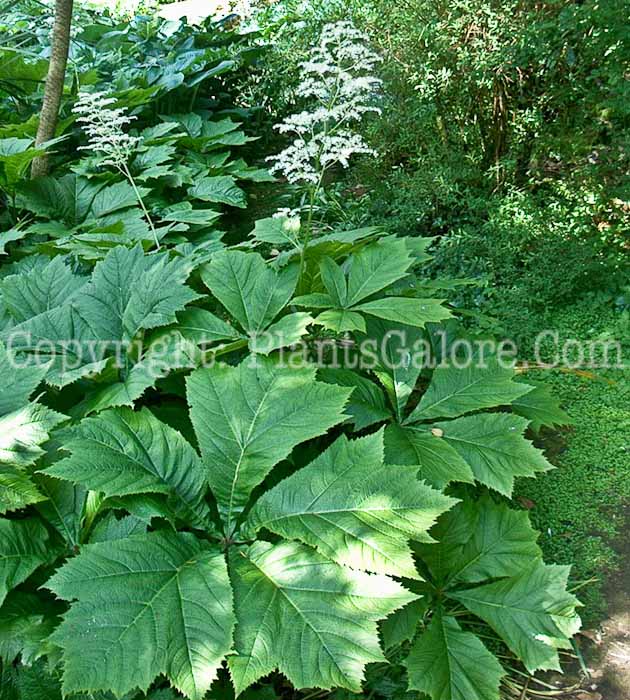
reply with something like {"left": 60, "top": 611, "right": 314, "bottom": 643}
{"left": 268, "top": 20, "right": 382, "bottom": 185}
{"left": 72, "top": 91, "right": 141, "bottom": 169}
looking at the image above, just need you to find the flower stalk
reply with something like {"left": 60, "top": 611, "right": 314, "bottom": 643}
{"left": 72, "top": 91, "right": 160, "bottom": 249}
{"left": 267, "top": 21, "right": 382, "bottom": 289}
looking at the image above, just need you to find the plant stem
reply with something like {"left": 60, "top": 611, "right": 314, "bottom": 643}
{"left": 120, "top": 162, "right": 160, "bottom": 250}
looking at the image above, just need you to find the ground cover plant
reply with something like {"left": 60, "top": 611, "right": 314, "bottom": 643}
{"left": 0, "top": 5, "right": 603, "bottom": 700}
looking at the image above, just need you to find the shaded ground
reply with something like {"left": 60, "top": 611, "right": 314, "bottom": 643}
{"left": 579, "top": 511, "right": 630, "bottom": 700}
{"left": 512, "top": 300, "right": 629, "bottom": 699}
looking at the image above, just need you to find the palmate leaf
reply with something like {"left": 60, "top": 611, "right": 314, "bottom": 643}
{"left": 16, "top": 175, "right": 142, "bottom": 229}
{"left": 200, "top": 250, "right": 299, "bottom": 335}
{"left": 3, "top": 246, "right": 200, "bottom": 388}
{"left": 433, "top": 414, "right": 553, "bottom": 496}
{"left": 384, "top": 424, "right": 474, "bottom": 489}
{"left": 228, "top": 540, "right": 417, "bottom": 695}
{"left": 46, "top": 532, "right": 234, "bottom": 700}
{"left": 404, "top": 612, "right": 504, "bottom": 700}
{"left": 244, "top": 430, "right": 456, "bottom": 578}
{"left": 297, "top": 240, "right": 451, "bottom": 331}
{"left": 450, "top": 563, "right": 581, "bottom": 673}
{"left": 0, "top": 519, "right": 50, "bottom": 606}
{"left": 406, "top": 357, "right": 532, "bottom": 423}
{"left": 43, "top": 407, "right": 211, "bottom": 528}
{"left": 187, "top": 357, "right": 351, "bottom": 531}
{"left": 74, "top": 245, "right": 200, "bottom": 343}
{"left": 417, "top": 496, "right": 542, "bottom": 585}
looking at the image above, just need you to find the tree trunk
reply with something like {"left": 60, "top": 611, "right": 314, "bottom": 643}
{"left": 31, "top": 0, "right": 74, "bottom": 179}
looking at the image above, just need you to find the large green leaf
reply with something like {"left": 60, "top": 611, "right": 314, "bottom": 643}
{"left": 404, "top": 612, "right": 504, "bottom": 700}
{"left": 17, "top": 175, "right": 138, "bottom": 227}
{"left": 448, "top": 497, "right": 542, "bottom": 583}
{"left": 511, "top": 383, "right": 572, "bottom": 432}
{"left": 0, "top": 257, "right": 86, "bottom": 324}
{"left": 319, "top": 368, "right": 392, "bottom": 430}
{"left": 434, "top": 414, "right": 553, "bottom": 496}
{"left": 187, "top": 357, "right": 350, "bottom": 532}
{"left": 0, "top": 468, "right": 46, "bottom": 515}
{"left": 47, "top": 532, "right": 234, "bottom": 700}
{"left": 43, "top": 408, "right": 211, "bottom": 528}
{"left": 200, "top": 250, "right": 298, "bottom": 334}
{"left": 406, "top": 358, "right": 532, "bottom": 423}
{"left": 360, "top": 319, "right": 425, "bottom": 421}
{"left": 228, "top": 540, "right": 417, "bottom": 694}
{"left": 3, "top": 247, "right": 199, "bottom": 388}
{"left": 244, "top": 431, "right": 455, "bottom": 578}
{"left": 189, "top": 176, "right": 246, "bottom": 208}
{"left": 450, "top": 563, "right": 581, "bottom": 673}
{"left": 417, "top": 497, "right": 542, "bottom": 585}
{"left": 0, "top": 403, "right": 66, "bottom": 467}
{"left": 345, "top": 237, "right": 412, "bottom": 306}
{"left": 0, "top": 342, "right": 49, "bottom": 416}
{"left": 384, "top": 424, "right": 474, "bottom": 488}
{"left": 354, "top": 297, "right": 451, "bottom": 328}
{"left": 74, "top": 245, "right": 200, "bottom": 342}
{"left": 0, "top": 519, "right": 50, "bottom": 606}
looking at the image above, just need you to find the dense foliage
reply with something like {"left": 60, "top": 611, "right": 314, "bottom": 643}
{"left": 251, "top": 0, "right": 629, "bottom": 319}
{"left": 0, "top": 3, "right": 609, "bottom": 700}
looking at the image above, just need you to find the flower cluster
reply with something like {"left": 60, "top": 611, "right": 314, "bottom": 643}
{"left": 268, "top": 21, "right": 382, "bottom": 185}
{"left": 72, "top": 91, "right": 140, "bottom": 169}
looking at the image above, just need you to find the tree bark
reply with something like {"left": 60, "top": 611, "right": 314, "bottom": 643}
{"left": 31, "top": 0, "right": 74, "bottom": 179}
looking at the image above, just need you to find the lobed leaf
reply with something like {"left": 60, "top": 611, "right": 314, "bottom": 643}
{"left": 228, "top": 540, "right": 417, "bottom": 694}
{"left": 244, "top": 430, "right": 456, "bottom": 578}
{"left": 47, "top": 532, "right": 234, "bottom": 700}
{"left": 43, "top": 407, "right": 211, "bottom": 528}
{"left": 187, "top": 357, "right": 351, "bottom": 532}
{"left": 405, "top": 612, "right": 504, "bottom": 700}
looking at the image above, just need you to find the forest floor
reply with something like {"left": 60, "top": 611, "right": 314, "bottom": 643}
{"left": 514, "top": 298, "right": 629, "bottom": 700}
{"left": 555, "top": 521, "right": 630, "bottom": 700}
